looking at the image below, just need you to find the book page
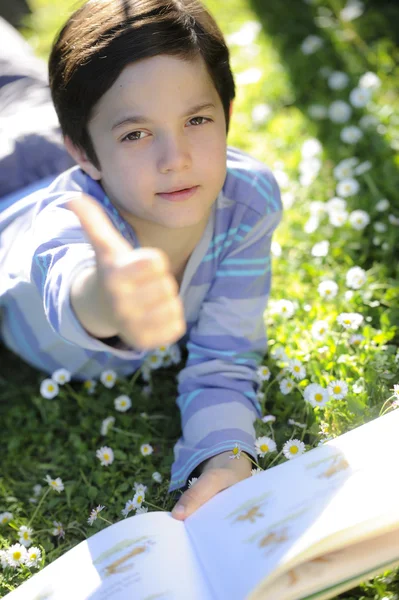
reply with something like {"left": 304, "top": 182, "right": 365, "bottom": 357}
{"left": 5, "top": 512, "right": 213, "bottom": 600}
{"left": 184, "top": 409, "right": 399, "bottom": 600}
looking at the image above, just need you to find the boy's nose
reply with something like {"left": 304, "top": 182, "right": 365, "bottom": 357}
{"left": 158, "top": 135, "right": 192, "bottom": 173}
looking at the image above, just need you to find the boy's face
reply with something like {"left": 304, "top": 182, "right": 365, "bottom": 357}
{"left": 69, "top": 54, "right": 228, "bottom": 237}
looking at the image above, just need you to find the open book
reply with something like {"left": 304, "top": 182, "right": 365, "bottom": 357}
{"left": 6, "top": 409, "right": 399, "bottom": 600}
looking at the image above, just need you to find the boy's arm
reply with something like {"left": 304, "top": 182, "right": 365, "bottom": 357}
{"left": 168, "top": 170, "right": 283, "bottom": 499}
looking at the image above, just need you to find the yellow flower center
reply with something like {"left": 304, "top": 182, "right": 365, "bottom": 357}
{"left": 344, "top": 319, "right": 351, "bottom": 324}
{"left": 103, "top": 453, "right": 110, "bottom": 461}
{"left": 23, "top": 532, "right": 29, "bottom": 540}
{"left": 333, "top": 385, "right": 341, "bottom": 393}
{"left": 121, "top": 401, "right": 126, "bottom": 406}
{"left": 51, "top": 481, "right": 57, "bottom": 487}
{"left": 13, "top": 551, "right": 21, "bottom": 560}
{"left": 30, "top": 553, "right": 37, "bottom": 560}
{"left": 326, "top": 289, "right": 331, "bottom": 295}
{"left": 232, "top": 447, "right": 239, "bottom": 455}
{"left": 106, "top": 375, "right": 113, "bottom": 381}
{"left": 290, "top": 446, "right": 299, "bottom": 454}
{"left": 315, "top": 393, "right": 323, "bottom": 402}
{"left": 260, "top": 444, "right": 269, "bottom": 452}
{"left": 48, "top": 385, "right": 54, "bottom": 392}
{"left": 137, "top": 495, "right": 143, "bottom": 503}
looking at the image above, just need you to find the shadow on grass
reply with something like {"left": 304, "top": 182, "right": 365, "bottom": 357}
{"left": 248, "top": 0, "right": 399, "bottom": 273}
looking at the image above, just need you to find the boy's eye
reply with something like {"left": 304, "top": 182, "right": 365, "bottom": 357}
{"left": 121, "top": 116, "right": 212, "bottom": 143}
{"left": 189, "top": 116, "right": 211, "bottom": 126}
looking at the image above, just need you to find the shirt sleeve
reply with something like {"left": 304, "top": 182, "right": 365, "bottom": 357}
{"left": 29, "top": 196, "right": 146, "bottom": 360}
{"left": 168, "top": 178, "right": 283, "bottom": 492}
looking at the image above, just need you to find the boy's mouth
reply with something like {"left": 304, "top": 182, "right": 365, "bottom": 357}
{"left": 157, "top": 186, "right": 199, "bottom": 202}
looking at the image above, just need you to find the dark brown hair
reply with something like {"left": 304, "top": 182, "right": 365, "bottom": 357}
{"left": 49, "top": 0, "right": 236, "bottom": 168}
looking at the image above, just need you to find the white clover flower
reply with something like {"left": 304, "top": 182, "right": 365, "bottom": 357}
{"left": 83, "top": 379, "right": 97, "bottom": 395}
{"left": 140, "top": 443, "right": 154, "bottom": 456}
{"left": 188, "top": 477, "right": 198, "bottom": 488}
{"left": 311, "top": 320, "right": 330, "bottom": 340}
{"left": 252, "top": 103, "right": 272, "bottom": 125}
{"left": 359, "top": 114, "right": 379, "bottom": 129}
{"left": 6, "top": 544, "right": 27, "bottom": 568}
{"left": 340, "top": 0, "right": 365, "bottom": 21}
{"left": 336, "top": 178, "right": 360, "bottom": 197}
{"left": 40, "top": 379, "right": 59, "bottom": 399}
{"left": 255, "top": 436, "right": 277, "bottom": 457}
{"left": 328, "top": 380, "right": 349, "bottom": 399}
{"left": 283, "top": 439, "right": 306, "bottom": 460}
{"left": 100, "top": 369, "right": 117, "bottom": 388}
{"left": 340, "top": 126, "right": 363, "bottom": 144}
{"left": 280, "top": 378, "right": 295, "bottom": 395}
{"left": 301, "top": 34, "right": 324, "bottom": 55}
{"left": 304, "top": 383, "right": 330, "bottom": 408}
{"left": 257, "top": 366, "right": 271, "bottom": 381}
{"left": 348, "top": 210, "right": 370, "bottom": 230}
{"left": 308, "top": 104, "right": 328, "bottom": 120}
{"left": 114, "top": 395, "right": 132, "bottom": 412}
{"left": 101, "top": 416, "right": 115, "bottom": 436}
{"left": 301, "top": 138, "right": 323, "bottom": 158}
{"left": 96, "top": 446, "right": 114, "bottom": 466}
{"left": 328, "top": 71, "right": 349, "bottom": 90}
{"left": 349, "top": 334, "right": 365, "bottom": 346}
{"left": 132, "top": 490, "right": 145, "bottom": 508}
{"left": 336, "top": 312, "right": 364, "bottom": 330}
{"left": 353, "top": 160, "right": 372, "bottom": 175}
{"left": 230, "top": 443, "right": 242, "bottom": 460}
{"left": 333, "top": 158, "right": 359, "bottom": 180}
{"left": 346, "top": 266, "right": 367, "bottom": 289}
{"left": 311, "top": 241, "right": 329, "bottom": 257}
{"left": 25, "top": 546, "right": 41, "bottom": 568}
{"left": 51, "top": 368, "right": 71, "bottom": 385}
{"left": 122, "top": 499, "right": 136, "bottom": 518}
{"left": 270, "top": 299, "right": 295, "bottom": 319}
{"left": 288, "top": 359, "right": 306, "bottom": 381}
{"left": 329, "top": 209, "right": 348, "bottom": 227}
{"left": 52, "top": 521, "right": 65, "bottom": 538}
{"left": 271, "top": 241, "right": 282, "bottom": 257}
{"left": 373, "top": 222, "right": 387, "bottom": 233}
{"left": 136, "top": 506, "right": 149, "bottom": 515}
{"left": 18, "top": 526, "right": 33, "bottom": 548}
{"left": 318, "top": 280, "right": 339, "bottom": 299}
{"left": 359, "top": 71, "right": 381, "bottom": 90}
{"left": 0, "top": 511, "right": 13, "bottom": 525}
{"left": 288, "top": 419, "right": 306, "bottom": 429}
{"left": 44, "top": 474, "right": 64, "bottom": 493}
{"left": 88, "top": 505, "right": 105, "bottom": 526}
{"left": 261, "top": 415, "right": 276, "bottom": 424}
{"left": 328, "top": 100, "right": 352, "bottom": 123}
{"left": 152, "top": 471, "right": 163, "bottom": 483}
{"left": 251, "top": 467, "right": 263, "bottom": 476}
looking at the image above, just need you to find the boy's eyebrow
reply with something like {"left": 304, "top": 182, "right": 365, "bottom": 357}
{"left": 111, "top": 102, "right": 217, "bottom": 130}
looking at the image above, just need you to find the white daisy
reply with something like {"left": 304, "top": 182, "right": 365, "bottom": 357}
{"left": 311, "top": 320, "right": 329, "bottom": 340}
{"left": 51, "top": 368, "right": 71, "bottom": 385}
{"left": 229, "top": 443, "right": 242, "bottom": 459}
{"left": 261, "top": 415, "right": 276, "bottom": 424}
{"left": 326, "top": 196, "right": 348, "bottom": 212}
{"left": 304, "top": 215, "right": 320, "bottom": 233}
{"left": 0, "top": 511, "right": 13, "bottom": 525}
{"left": 280, "top": 378, "right": 295, "bottom": 395}
{"left": 373, "top": 222, "right": 387, "bottom": 233}
{"left": 328, "top": 71, "right": 349, "bottom": 90}
{"left": 318, "top": 280, "right": 339, "bottom": 299}
{"left": 328, "top": 380, "right": 349, "bottom": 399}
{"left": 308, "top": 104, "right": 328, "bottom": 120}
{"left": 25, "top": 547, "right": 41, "bottom": 568}
{"left": 251, "top": 467, "right": 263, "bottom": 476}
{"left": 114, "top": 395, "right": 132, "bottom": 412}
{"left": 346, "top": 266, "right": 367, "bottom": 289}
{"left": 140, "top": 443, "right": 154, "bottom": 456}
{"left": 336, "top": 178, "right": 360, "bottom": 197}
{"left": 121, "top": 499, "right": 136, "bottom": 518}
{"left": 133, "top": 483, "right": 148, "bottom": 494}
{"left": 87, "top": 505, "right": 105, "bottom": 526}
{"left": 188, "top": 477, "right": 198, "bottom": 488}
{"left": 301, "top": 138, "right": 323, "bottom": 158}
{"left": 340, "top": 0, "right": 365, "bottom": 22}
{"left": 328, "top": 100, "right": 352, "bottom": 123}
{"left": 18, "top": 526, "right": 33, "bottom": 548}
{"left": 100, "top": 369, "right": 117, "bottom": 388}
{"left": 136, "top": 506, "right": 149, "bottom": 515}
{"left": 359, "top": 114, "right": 379, "bottom": 129}
{"left": 304, "top": 383, "right": 330, "bottom": 407}
{"left": 349, "top": 334, "right": 365, "bottom": 346}
{"left": 40, "top": 379, "right": 59, "bottom": 400}
{"left": 329, "top": 209, "right": 348, "bottom": 227}
{"left": 33, "top": 484, "right": 42, "bottom": 497}
{"left": 349, "top": 86, "right": 372, "bottom": 108}
{"left": 146, "top": 352, "right": 163, "bottom": 370}
{"left": 96, "top": 446, "right": 114, "bottom": 466}
{"left": 269, "top": 299, "right": 295, "bottom": 319}
{"left": 83, "top": 379, "right": 97, "bottom": 395}
{"left": 336, "top": 312, "right": 364, "bottom": 330}
{"left": 359, "top": 71, "right": 381, "bottom": 90}
{"left": 341, "top": 126, "right": 363, "bottom": 144}
{"left": 311, "top": 240, "right": 329, "bottom": 257}
{"left": 44, "top": 475, "right": 64, "bottom": 493}
{"left": 132, "top": 491, "right": 145, "bottom": 508}
{"left": 152, "top": 471, "right": 163, "bottom": 483}
{"left": 300, "top": 34, "right": 324, "bottom": 55}
{"left": 255, "top": 436, "right": 277, "bottom": 457}
{"left": 333, "top": 158, "right": 359, "bottom": 180}
{"left": 257, "top": 365, "right": 271, "bottom": 381}
{"left": 51, "top": 521, "right": 65, "bottom": 538}
{"left": 283, "top": 439, "right": 306, "bottom": 460}
{"left": 100, "top": 416, "right": 115, "bottom": 436}
{"left": 6, "top": 543, "right": 27, "bottom": 567}
{"left": 288, "top": 359, "right": 306, "bottom": 381}
{"left": 270, "top": 346, "right": 288, "bottom": 362}
{"left": 170, "top": 344, "right": 182, "bottom": 365}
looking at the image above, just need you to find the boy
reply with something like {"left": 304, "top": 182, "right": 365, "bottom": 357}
{"left": 0, "top": 0, "right": 282, "bottom": 519}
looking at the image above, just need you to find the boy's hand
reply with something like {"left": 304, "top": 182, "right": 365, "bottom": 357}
{"left": 171, "top": 451, "right": 253, "bottom": 521}
{"left": 68, "top": 194, "right": 186, "bottom": 350}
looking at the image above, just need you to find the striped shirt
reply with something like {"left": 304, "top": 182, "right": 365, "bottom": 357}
{"left": 0, "top": 145, "right": 283, "bottom": 491}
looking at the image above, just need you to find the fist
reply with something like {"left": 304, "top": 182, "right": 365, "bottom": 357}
{"left": 67, "top": 194, "right": 186, "bottom": 350}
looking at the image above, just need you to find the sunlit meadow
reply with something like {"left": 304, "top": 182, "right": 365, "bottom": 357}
{"left": 1, "top": 0, "right": 399, "bottom": 597}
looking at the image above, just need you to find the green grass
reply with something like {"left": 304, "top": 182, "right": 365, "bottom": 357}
{"left": 1, "top": 0, "right": 399, "bottom": 597}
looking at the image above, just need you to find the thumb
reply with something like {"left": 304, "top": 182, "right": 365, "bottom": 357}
{"left": 67, "top": 194, "right": 136, "bottom": 262}
{"left": 171, "top": 470, "right": 234, "bottom": 521}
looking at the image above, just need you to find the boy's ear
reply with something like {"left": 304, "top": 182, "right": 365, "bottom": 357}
{"left": 63, "top": 135, "right": 102, "bottom": 181}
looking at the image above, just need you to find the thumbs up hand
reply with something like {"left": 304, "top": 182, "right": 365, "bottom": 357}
{"left": 67, "top": 194, "right": 186, "bottom": 351}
